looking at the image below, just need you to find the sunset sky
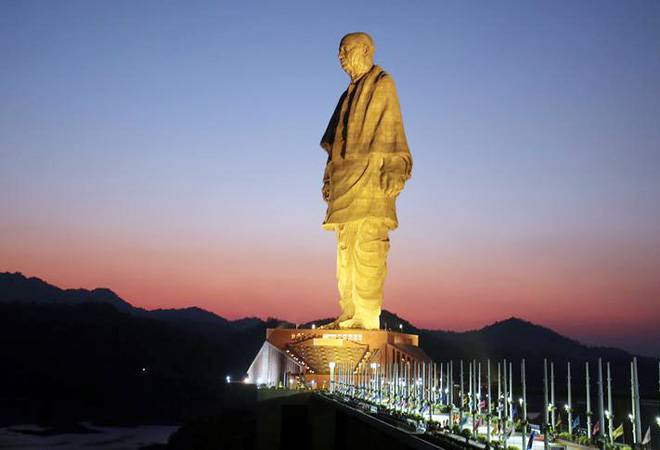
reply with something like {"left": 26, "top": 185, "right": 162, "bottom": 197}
{"left": 2, "top": 1, "right": 659, "bottom": 356}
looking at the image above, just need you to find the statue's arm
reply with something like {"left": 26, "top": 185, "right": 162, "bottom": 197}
{"left": 371, "top": 75, "right": 412, "bottom": 197}
{"left": 381, "top": 153, "right": 412, "bottom": 197}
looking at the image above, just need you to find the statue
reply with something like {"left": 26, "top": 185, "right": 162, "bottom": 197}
{"left": 320, "top": 32, "right": 412, "bottom": 330}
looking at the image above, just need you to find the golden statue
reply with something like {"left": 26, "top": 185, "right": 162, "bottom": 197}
{"left": 320, "top": 32, "right": 412, "bottom": 330}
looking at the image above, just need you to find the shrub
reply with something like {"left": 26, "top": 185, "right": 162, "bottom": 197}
{"left": 558, "top": 432, "right": 573, "bottom": 441}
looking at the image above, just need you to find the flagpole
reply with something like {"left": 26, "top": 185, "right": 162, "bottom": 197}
{"left": 630, "top": 360, "right": 636, "bottom": 445}
{"left": 487, "top": 359, "right": 491, "bottom": 443}
{"left": 502, "top": 359, "right": 509, "bottom": 428}
{"left": 476, "top": 359, "right": 480, "bottom": 416}
{"left": 422, "top": 361, "right": 426, "bottom": 404}
{"left": 478, "top": 361, "right": 482, "bottom": 414}
{"left": 450, "top": 360, "right": 454, "bottom": 410}
{"left": 544, "top": 358, "right": 549, "bottom": 450}
{"left": 502, "top": 359, "right": 506, "bottom": 445}
{"left": 567, "top": 361, "right": 573, "bottom": 435}
{"left": 633, "top": 357, "right": 642, "bottom": 444}
{"left": 434, "top": 362, "right": 438, "bottom": 408}
{"left": 497, "top": 361, "right": 502, "bottom": 441}
{"left": 469, "top": 360, "right": 473, "bottom": 429}
{"left": 509, "top": 361, "right": 513, "bottom": 421}
{"left": 521, "top": 359, "right": 526, "bottom": 450}
{"left": 607, "top": 362, "right": 613, "bottom": 445}
{"left": 438, "top": 362, "right": 442, "bottom": 406}
{"left": 598, "top": 358, "right": 605, "bottom": 441}
{"left": 474, "top": 359, "right": 478, "bottom": 413}
{"left": 551, "top": 361, "right": 555, "bottom": 430}
{"left": 586, "top": 361, "right": 592, "bottom": 438}
{"left": 460, "top": 360, "right": 464, "bottom": 426}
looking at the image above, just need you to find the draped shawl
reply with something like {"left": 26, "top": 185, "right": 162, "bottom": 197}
{"left": 320, "top": 65, "right": 412, "bottom": 229}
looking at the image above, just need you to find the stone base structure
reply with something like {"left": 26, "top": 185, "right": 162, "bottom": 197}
{"left": 247, "top": 328, "right": 431, "bottom": 390}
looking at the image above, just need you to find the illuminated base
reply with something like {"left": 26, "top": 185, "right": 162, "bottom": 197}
{"left": 247, "top": 328, "right": 431, "bottom": 389}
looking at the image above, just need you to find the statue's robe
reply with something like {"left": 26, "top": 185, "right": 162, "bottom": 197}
{"left": 320, "top": 65, "right": 412, "bottom": 230}
{"left": 320, "top": 65, "right": 412, "bottom": 329}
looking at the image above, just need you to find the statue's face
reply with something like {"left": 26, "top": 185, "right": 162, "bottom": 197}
{"left": 338, "top": 37, "right": 371, "bottom": 79}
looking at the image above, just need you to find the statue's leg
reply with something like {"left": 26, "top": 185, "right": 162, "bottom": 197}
{"left": 335, "top": 223, "right": 355, "bottom": 322}
{"left": 340, "top": 217, "right": 389, "bottom": 330}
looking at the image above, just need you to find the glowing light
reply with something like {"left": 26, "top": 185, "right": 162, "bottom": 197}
{"left": 243, "top": 376, "right": 249, "bottom": 383}
{"left": 226, "top": 375, "right": 231, "bottom": 383}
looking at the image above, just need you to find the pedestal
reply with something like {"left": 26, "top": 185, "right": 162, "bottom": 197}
{"left": 247, "top": 328, "right": 431, "bottom": 390}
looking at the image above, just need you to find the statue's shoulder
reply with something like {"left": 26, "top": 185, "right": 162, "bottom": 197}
{"left": 373, "top": 65, "right": 392, "bottom": 82}
{"left": 372, "top": 66, "right": 397, "bottom": 93}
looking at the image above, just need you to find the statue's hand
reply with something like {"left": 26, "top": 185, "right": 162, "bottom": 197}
{"left": 381, "top": 173, "right": 405, "bottom": 197}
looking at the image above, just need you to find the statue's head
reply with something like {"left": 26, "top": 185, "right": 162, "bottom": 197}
{"left": 338, "top": 32, "right": 375, "bottom": 81}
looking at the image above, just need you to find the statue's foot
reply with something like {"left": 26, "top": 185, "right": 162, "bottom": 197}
{"left": 319, "top": 314, "right": 352, "bottom": 329}
{"left": 319, "top": 321, "right": 340, "bottom": 330}
{"left": 338, "top": 318, "right": 367, "bottom": 329}
{"left": 338, "top": 317, "right": 379, "bottom": 330}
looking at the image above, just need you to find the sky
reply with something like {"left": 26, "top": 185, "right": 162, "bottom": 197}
{"left": 1, "top": 1, "right": 659, "bottom": 356}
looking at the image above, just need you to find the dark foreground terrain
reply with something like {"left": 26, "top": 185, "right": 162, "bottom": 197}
{"left": 1, "top": 271, "right": 657, "bottom": 430}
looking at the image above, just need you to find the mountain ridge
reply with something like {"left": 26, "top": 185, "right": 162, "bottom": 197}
{"left": 0, "top": 271, "right": 647, "bottom": 359}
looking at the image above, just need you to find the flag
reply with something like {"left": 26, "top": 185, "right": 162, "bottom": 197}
{"left": 612, "top": 424, "right": 624, "bottom": 440}
{"left": 642, "top": 426, "right": 651, "bottom": 445}
{"left": 527, "top": 430, "right": 537, "bottom": 450}
{"left": 592, "top": 420, "right": 600, "bottom": 436}
{"left": 479, "top": 400, "right": 486, "bottom": 409}
{"left": 512, "top": 404, "right": 518, "bottom": 419}
{"left": 571, "top": 415, "right": 580, "bottom": 430}
{"left": 460, "top": 416, "right": 469, "bottom": 427}
{"left": 473, "top": 417, "right": 482, "bottom": 432}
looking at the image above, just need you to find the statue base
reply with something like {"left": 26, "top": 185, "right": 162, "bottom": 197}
{"left": 247, "top": 327, "right": 431, "bottom": 390}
